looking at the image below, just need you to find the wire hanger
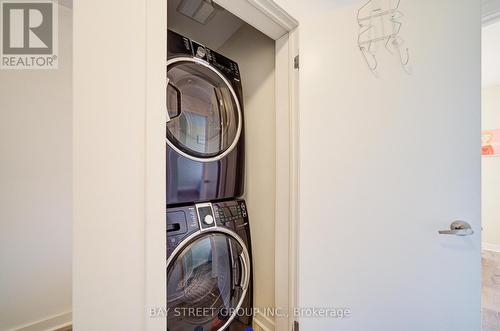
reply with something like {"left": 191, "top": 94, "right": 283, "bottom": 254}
{"left": 357, "top": 0, "right": 411, "bottom": 74}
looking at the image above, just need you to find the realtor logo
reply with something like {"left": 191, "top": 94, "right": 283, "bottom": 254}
{"left": 1, "top": 0, "right": 58, "bottom": 69}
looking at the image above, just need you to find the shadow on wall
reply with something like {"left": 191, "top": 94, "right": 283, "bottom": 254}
{"left": 0, "top": 3, "right": 73, "bottom": 331}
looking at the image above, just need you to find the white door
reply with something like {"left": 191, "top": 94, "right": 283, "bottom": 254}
{"left": 274, "top": 0, "right": 481, "bottom": 330}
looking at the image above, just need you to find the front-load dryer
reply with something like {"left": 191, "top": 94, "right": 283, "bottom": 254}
{"left": 167, "top": 30, "right": 245, "bottom": 206}
{"left": 167, "top": 199, "right": 253, "bottom": 331}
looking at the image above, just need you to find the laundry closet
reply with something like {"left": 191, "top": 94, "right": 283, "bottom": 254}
{"left": 165, "top": 1, "right": 297, "bottom": 330}
{"left": 73, "top": 1, "right": 483, "bottom": 330}
{"left": 73, "top": 0, "right": 298, "bottom": 330}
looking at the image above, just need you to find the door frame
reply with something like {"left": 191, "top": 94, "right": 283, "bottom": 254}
{"left": 274, "top": 25, "right": 300, "bottom": 331}
{"left": 145, "top": 1, "right": 300, "bottom": 331}
{"left": 481, "top": 3, "right": 500, "bottom": 254}
{"left": 145, "top": 0, "right": 168, "bottom": 330}
{"left": 483, "top": 0, "right": 500, "bottom": 25}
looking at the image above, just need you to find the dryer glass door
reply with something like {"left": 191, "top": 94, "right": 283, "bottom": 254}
{"left": 167, "top": 232, "right": 250, "bottom": 331}
{"left": 167, "top": 58, "right": 241, "bottom": 161}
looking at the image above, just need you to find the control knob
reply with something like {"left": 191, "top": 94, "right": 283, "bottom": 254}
{"left": 204, "top": 214, "right": 214, "bottom": 225}
{"left": 196, "top": 46, "right": 206, "bottom": 58}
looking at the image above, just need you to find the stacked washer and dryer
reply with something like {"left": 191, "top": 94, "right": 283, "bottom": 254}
{"left": 166, "top": 30, "right": 253, "bottom": 331}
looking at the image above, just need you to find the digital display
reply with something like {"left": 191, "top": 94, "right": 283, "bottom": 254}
{"left": 198, "top": 206, "right": 212, "bottom": 219}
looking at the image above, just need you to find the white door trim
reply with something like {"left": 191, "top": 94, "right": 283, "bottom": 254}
{"left": 246, "top": 0, "right": 298, "bottom": 31}
{"left": 483, "top": 0, "right": 500, "bottom": 25}
{"left": 145, "top": 0, "right": 167, "bottom": 330}
{"left": 287, "top": 28, "right": 300, "bottom": 331}
{"left": 213, "top": 0, "right": 297, "bottom": 40}
{"left": 274, "top": 26, "right": 300, "bottom": 331}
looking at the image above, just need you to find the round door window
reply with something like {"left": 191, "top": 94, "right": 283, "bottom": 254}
{"left": 167, "top": 58, "right": 242, "bottom": 160}
{"left": 167, "top": 231, "right": 249, "bottom": 331}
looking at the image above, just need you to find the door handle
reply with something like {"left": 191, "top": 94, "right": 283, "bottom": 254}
{"left": 166, "top": 77, "right": 171, "bottom": 123}
{"left": 438, "top": 221, "right": 474, "bottom": 236}
{"left": 238, "top": 253, "right": 249, "bottom": 290}
{"left": 166, "top": 77, "right": 182, "bottom": 123}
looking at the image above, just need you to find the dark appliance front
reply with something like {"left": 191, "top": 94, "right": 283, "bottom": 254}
{"left": 167, "top": 30, "right": 245, "bottom": 206}
{"left": 167, "top": 199, "right": 253, "bottom": 331}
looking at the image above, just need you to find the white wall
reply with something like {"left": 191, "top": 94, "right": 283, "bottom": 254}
{"left": 219, "top": 24, "right": 277, "bottom": 323}
{"left": 0, "top": 4, "right": 72, "bottom": 331}
{"left": 482, "top": 22, "right": 500, "bottom": 89}
{"left": 73, "top": 0, "right": 167, "bottom": 330}
{"left": 73, "top": 0, "right": 146, "bottom": 328}
{"left": 482, "top": 85, "right": 500, "bottom": 248}
{"left": 274, "top": 0, "right": 480, "bottom": 330}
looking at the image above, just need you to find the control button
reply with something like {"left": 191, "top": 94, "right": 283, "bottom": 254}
{"left": 196, "top": 47, "right": 206, "bottom": 58}
{"left": 240, "top": 203, "right": 247, "bottom": 217}
{"left": 204, "top": 215, "right": 214, "bottom": 225}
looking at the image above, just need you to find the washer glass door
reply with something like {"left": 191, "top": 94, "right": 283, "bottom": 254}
{"left": 167, "top": 232, "right": 249, "bottom": 331}
{"left": 167, "top": 58, "right": 241, "bottom": 161}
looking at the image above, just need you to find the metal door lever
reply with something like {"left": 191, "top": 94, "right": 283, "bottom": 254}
{"left": 438, "top": 221, "right": 473, "bottom": 236}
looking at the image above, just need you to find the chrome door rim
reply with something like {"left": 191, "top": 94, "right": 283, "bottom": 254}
{"left": 166, "top": 227, "right": 251, "bottom": 331}
{"left": 166, "top": 56, "right": 243, "bottom": 163}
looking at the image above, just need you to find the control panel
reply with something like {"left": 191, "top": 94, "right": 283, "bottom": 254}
{"left": 166, "top": 206, "right": 198, "bottom": 255}
{"left": 196, "top": 202, "right": 216, "bottom": 230}
{"left": 215, "top": 202, "right": 245, "bottom": 223}
{"left": 168, "top": 30, "right": 241, "bottom": 82}
{"left": 213, "top": 200, "right": 248, "bottom": 233}
{"left": 167, "top": 199, "right": 249, "bottom": 259}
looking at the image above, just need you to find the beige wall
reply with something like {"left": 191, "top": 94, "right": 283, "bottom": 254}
{"left": 482, "top": 85, "right": 500, "bottom": 248}
{"left": 219, "top": 24, "right": 277, "bottom": 319}
{"left": 0, "top": 4, "right": 72, "bottom": 330}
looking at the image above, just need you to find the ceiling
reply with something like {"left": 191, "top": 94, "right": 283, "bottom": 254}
{"left": 59, "top": 0, "right": 72, "bottom": 8}
{"left": 168, "top": 0, "right": 244, "bottom": 50}
{"left": 483, "top": 20, "right": 500, "bottom": 88}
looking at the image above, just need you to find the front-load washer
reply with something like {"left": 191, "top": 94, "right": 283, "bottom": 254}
{"left": 167, "top": 30, "right": 245, "bottom": 206}
{"left": 167, "top": 199, "right": 253, "bottom": 331}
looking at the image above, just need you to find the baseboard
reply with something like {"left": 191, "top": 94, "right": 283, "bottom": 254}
{"left": 253, "top": 311, "right": 275, "bottom": 331}
{"left": 483, "top": 243, "right": 500, "bottom": 253}
{"left": 10, "top": 311, "right": 72, "bottom": 331}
